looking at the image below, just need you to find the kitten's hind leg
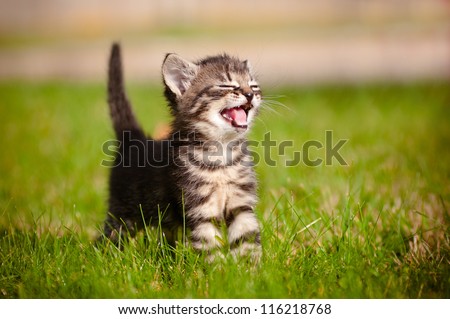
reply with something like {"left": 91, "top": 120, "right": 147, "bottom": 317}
{"left": 156, "top": 226, "right": 178, "bottom": 248}
{"left": 100, "top": 214, "right": 138, "bottom": 247}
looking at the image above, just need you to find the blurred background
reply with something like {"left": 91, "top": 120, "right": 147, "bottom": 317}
{"left": 0, "top": 0, "right": 449, "bottom": 85}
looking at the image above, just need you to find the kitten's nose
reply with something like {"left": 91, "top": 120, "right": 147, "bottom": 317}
{"left": 244, "top": 92, "right": 254, "bottom": 103}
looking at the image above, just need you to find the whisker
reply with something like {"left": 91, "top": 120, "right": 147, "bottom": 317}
{"left": 254, "top": 117, "right": 269, "bottom": 131}
{"left": 262, "top": 94, "right": 287, "bottom": 99}
{"left": 262, "top": 99, "right": 296, "bottom": 114}
{"left": 260, "top": 103, "right": 282, "bottom": 116}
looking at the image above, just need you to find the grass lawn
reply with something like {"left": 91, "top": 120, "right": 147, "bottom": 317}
{"left": 0, "top": 80, "right": 448, "bottom": 298}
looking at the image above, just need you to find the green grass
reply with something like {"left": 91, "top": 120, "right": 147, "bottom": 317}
{"left": 0, "top": 81, "right": 449, "bottom": 298}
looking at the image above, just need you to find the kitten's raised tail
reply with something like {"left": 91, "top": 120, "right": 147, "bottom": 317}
{"left": 108, "top": 43, "right": 142, "bottom": 137}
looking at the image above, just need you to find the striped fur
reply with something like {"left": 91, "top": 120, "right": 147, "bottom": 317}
{"left": 102, "top": 43, "right": 262, "bottom": 261}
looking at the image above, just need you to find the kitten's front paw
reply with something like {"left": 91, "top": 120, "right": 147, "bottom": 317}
{"left": 231, "top": 242, "right": 262, "bottom": 263}
{"left": 205, "top": 250, "right": 227, "bottom": 264}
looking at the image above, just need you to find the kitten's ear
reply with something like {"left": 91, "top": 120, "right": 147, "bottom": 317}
{"left": 243, "top": 60, "right": 253, "bottom": 73}
{"left": 162, "top": 54, "right": 198, "bottom": 98}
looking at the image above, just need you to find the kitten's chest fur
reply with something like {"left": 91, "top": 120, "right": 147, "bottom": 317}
{"left": 172, "top": 142, "right": 257, "bottom": 223}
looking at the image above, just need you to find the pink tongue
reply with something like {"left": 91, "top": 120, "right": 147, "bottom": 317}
{"left": 226, "top": 107, "right": 247, "bottom": 126}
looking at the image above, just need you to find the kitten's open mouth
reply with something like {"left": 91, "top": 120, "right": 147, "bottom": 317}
{"left": 220, "top": 103, "right": 252, "bottom": 129}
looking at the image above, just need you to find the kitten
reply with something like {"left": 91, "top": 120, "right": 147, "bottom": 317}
{"left": 102, "top": 43, "right": 262, "bottom": 260}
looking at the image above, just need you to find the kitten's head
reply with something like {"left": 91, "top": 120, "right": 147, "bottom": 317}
{"left": 162, "top": 53, "right": 261, "bottom": 141}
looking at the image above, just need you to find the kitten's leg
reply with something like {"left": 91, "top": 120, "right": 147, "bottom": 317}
{"left": 227, "top": 206, "right": 262, "bottom": 261}
{"left": 159, "top": 226, "right": 178, "bottom": 248}
{"left": 190, "top": 219, "right": 224, "bottom": 260}
{"left": 102, "top": 215, "right": 137, "bottom": 245}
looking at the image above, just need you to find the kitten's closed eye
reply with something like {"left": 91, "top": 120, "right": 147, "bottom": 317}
{"left": 218, "top": 84, "right": 240, "bottom": 90}
{"left": 217, "top": 84, "right": 261, "bottom": 93}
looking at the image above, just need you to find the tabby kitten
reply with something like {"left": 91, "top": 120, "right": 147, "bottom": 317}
{"left": 102, "top": 43, "right": 262, "bottom": 260}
